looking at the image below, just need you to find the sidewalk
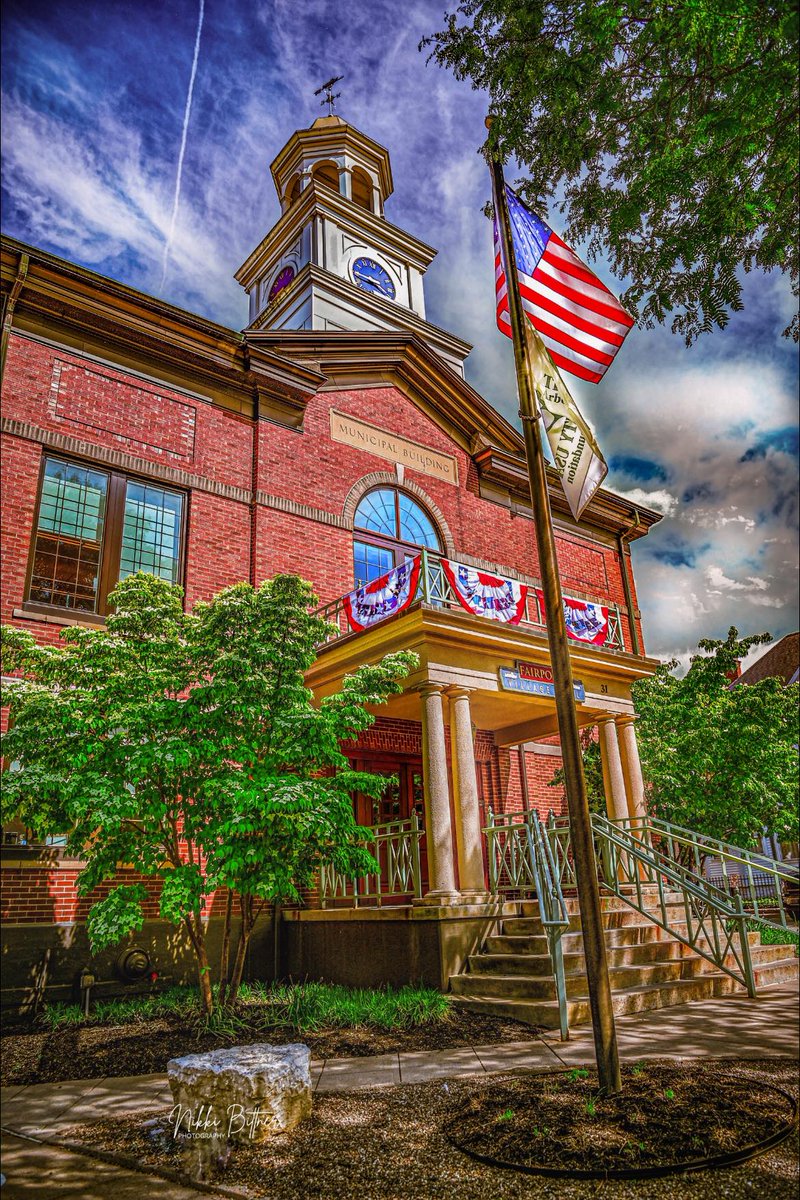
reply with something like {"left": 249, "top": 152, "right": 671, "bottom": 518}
{"left": 1, "top": 981, "right": 797, "bottom": 1198}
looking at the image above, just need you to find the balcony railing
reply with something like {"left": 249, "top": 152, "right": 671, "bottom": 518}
{"left": 314, "top": 549, "right": 626, "bottom": 650}
{"left": 319, "top": 816, "right": 423, "bottom": 907}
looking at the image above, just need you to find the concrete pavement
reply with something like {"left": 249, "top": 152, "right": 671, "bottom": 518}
{"left": 1, "top": 980, "right": 797, "bottom": 1198}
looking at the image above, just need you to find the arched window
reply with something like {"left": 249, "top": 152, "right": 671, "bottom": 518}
{"left": 285, "top": 174, "right": 302, "bottom": 208}
{"left": 352, "top": 167, "right": 373, "bottom": 212}
{"left": 353, "top": 487, "right": 442, "bottom": 585}
{"left": 312, "top": 161, "right": 340, "bottom": 192}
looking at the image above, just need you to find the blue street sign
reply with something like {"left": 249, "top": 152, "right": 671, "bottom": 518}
{"left": 499, "top": 667, "right": 585, "bottom": 703}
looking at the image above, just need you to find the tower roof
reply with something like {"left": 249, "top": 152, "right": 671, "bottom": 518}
{"left": 269, "top": 116, "right": 394, "bottom": 206}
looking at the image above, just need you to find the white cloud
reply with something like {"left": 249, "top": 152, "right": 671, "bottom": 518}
{"left": 614, "top": 488, "right": 679, "bottom": 517}
{"left": 2, "top": 0, "right": 797, "bottom": 665}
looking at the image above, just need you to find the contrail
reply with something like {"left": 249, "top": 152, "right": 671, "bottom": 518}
{"left": 159, "top": 0, "right": 205, "bottom": 293}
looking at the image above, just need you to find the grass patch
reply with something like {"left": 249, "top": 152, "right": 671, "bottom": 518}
{"left": 729, "top": 919, "right": 800, "bottom": 956}
{"left": 252, "top": 980, "right": 452, "bottom": 1032}
{"left": 748, "top": 921, "right": 799, "bottom": 952}
{"left": 38, "top": 981, "right": 453, "bottom": 1034}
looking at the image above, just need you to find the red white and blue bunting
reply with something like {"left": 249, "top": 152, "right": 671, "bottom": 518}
{"left": 343, "top": 556, "right": 421, "bottom": 632}
{"left": 536, "top": 588, "right": 609, "bottom": 646}
{"left": 442, "top": 559, "right": 528, "bottom": 625}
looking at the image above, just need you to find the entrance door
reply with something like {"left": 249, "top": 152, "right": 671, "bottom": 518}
{"left": 351, "top": 755, "right": 427, "bottom": 898}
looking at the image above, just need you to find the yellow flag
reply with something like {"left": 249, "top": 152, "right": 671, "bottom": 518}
{"left": 523, "top": 320, "right": 608, "bottom": 520}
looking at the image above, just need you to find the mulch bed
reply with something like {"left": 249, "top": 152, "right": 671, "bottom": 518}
{"left": 65, "top": 1058, "right": 800, "bottom": 1200}
{"left": 0, "top": 1010, "right": 539, "bottom": 1086}
{"left": 448, "top": 1062, "right": 797, "bottom": 1175}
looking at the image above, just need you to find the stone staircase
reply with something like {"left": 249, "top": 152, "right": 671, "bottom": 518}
{"left": 450, "top": 893, "right": 800, "bottom": 1028}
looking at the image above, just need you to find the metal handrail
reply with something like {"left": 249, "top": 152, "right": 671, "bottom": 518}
{"left": 585, "top": 814, "right": 757, "bottom": 996}
{"left": 484, "top": 808, "right": 571, "bottom": 1039}
{"left": 614, "top": 815, "right": 798, "bottom": 933}
{"left": 313, "top": 547, "right": 626, "bottom": 649}
{"left": 319, "top": 815, "right": 423, "bottom": 907}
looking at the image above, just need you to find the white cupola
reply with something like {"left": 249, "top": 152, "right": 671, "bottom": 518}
{"left": 234, "top": 114, "right": 471, "bottom": 377}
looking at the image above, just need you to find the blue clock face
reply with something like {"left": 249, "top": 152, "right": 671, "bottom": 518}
{"left": 352, "top": 257, "right": 396, "bottom": 300}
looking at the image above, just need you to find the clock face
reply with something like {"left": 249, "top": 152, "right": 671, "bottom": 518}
{"left": 352, "top": 256, "right": 396, "bottom": 300}
{"left": 267, "top": 265, "right": 295, "bottom": 304}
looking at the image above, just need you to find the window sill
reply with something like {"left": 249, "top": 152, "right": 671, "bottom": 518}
{"left": 13, "top": 607, "right": 105, "bottom": 630}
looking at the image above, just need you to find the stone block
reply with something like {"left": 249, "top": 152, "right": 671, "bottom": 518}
{"left": 167, "top": 1042, "right": 311, "bottom": 1179}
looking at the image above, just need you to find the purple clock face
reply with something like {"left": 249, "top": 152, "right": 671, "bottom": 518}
{"left": 268, "top": 265, "right": 295, "bottom": 304}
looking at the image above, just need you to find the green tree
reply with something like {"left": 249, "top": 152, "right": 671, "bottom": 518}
{"left": 1, "top": 573, "right": 417, "bottom": 1014}
{"left": 424, "top": 0, "right": 799, "bottom": 342}
{"left": 631, "top": 627, "right": 799, "bottom": 847}
{"left": 548, "top": 728, "right": 606, "bottom": 815}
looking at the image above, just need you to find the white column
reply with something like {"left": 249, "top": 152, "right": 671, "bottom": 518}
{"left": 448, "top": 687, "right": 488, "bottom": 901}
{"left": 597, "top": 715, "right": 629, "bottom": 823}
{"left": 416, "top": 683, "right": 460, "bottom": 905}
{"left": 617, "top": 716, "right": 647, "bottom": 822}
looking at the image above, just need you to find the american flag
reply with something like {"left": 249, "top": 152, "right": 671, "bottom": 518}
{"left": 495, "top": 185, "right": 634, "bottom": 384}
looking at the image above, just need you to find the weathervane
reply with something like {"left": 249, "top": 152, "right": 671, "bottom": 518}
{"left": 314, "top": 75, "right": 343, "bottom": 116}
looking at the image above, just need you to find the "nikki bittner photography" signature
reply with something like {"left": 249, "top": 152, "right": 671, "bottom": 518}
{"left": 169, "top": 1103, "right": 276, "bottom": 1140}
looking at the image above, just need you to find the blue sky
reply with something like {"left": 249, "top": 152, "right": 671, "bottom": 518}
{"left": 2, "top": 0, "right": 798, "bottom": 670}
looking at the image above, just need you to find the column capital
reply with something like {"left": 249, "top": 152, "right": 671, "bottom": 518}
{"left": 615, "top": 713, "right": 638, "bottom": 728}
{"left": 596, "top": 712, "right": 618, "bottom": 726}
{"left": 445, "top": 684, "right": 474, "bottom": 700}
{"left": 416, "top": 681, "right": 446, "bottom": 698}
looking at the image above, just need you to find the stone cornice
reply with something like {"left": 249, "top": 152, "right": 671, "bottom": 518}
{"left": 234, "top": 179, "right": 437, "bottom": 290}
{"left": 246, "top": 328, "right": 520, "bottom": 457}
{"left": 1, "top": 237, "right": 325, "bottom": 427}
{"left": 473, "top": 444, "right": 664, "bottom": 540}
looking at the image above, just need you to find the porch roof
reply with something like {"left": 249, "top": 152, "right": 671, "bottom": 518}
{"left": 306, "top": 599, "right": 661, "bottom": 747}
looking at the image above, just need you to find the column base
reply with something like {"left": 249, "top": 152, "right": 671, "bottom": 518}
{"left": 413, "top": 890, "right": 462, "bottom": 907}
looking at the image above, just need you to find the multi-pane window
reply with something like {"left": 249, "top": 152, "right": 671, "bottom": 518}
{"left": 119, "top": 483, "right": 183, "bottom": 583}
{"left": 352, "top": 487, "right": 441, "bottom": 585}
{"left": 27, "top": 456, "right": 184, "bottom": 617}
{"left": 30, "top": 460, "right": 109, "bottom": 611}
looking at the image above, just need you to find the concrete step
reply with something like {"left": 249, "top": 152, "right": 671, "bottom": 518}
{"left": 496, "top": 929, "right": 768, "bottom": 957}
{"left": 469, "top": 941, "right": 703, "bottom": 977}
{"left": 451, "top": 974, "right": 730, "bottom": 1028}
{"left": 473, "top": 937, "right": 791, "bottom": 979}
{"left": 451, "top": 958, "right": 712, "bottom": 1003}
{"left": 451, "top": 956, "right": 798, "bottom": 1028}
{"left": 517, "top": 891, "right": 686, "bottom": 920}
{"left": 500, "top": 913, "right": 699, "bottom": 939}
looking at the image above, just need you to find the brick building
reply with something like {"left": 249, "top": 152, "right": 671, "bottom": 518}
{"left": 0, "top": 115, "right": 662, "bottom": 1006}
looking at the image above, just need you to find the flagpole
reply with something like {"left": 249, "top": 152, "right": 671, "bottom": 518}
{"left": 487, "top": 129, "right": 621, "bottom": 1095}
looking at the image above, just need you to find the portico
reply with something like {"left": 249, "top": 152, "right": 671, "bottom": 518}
{"left": 306, "top": 582, "right": 660, "bottom": 909}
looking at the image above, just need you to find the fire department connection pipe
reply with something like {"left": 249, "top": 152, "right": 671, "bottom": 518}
{"left": 617, "top": 514, "right": 641, "bottom": 656}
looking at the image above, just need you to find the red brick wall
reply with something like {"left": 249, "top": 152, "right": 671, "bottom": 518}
{"left": 0, "top": 433, "right": 45, "bottom": 629}
{"left": 184, "top": 490, "right": 251, "bottom": 607}
{"left": 0, "top": 863, "right": 234, "bottom": 925}
{"left": 478, "top": 744, "right": 566, "bottom": 822}
{"left": 2, "top": 333, "right": 635, "bottom": 635}
{"left": 1, "top": 329, "right": 638, "bottom": 928}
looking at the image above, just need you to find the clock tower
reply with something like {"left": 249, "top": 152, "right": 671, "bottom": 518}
{"left": 234, "top": 115, "right": 471, "bottom": 377}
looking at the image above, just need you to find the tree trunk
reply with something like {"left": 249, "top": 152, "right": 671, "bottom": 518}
{"left": 185, "top": 914, "right": 214, "bottom": 1015}
{"left": 227, "top": 896, "right": 253, "bottom": 1007}
{"left": 218, "top": 891, "right": 234, "bottom": 1007}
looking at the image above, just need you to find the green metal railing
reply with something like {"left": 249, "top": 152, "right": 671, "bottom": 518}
{"left": 314, "top": 548, "right": 625, "bottom": 649}
{"left": 319, "top": 815, "right": 423, "bottom": 907}
{"left": 485, "top": 808, "right": 571, "bottom": 1039}
{"left": 543, "top": 812, "right": 758, "bottom": 997}
{"left": 615, "top": 816, "right": 799, "bottom": 934}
